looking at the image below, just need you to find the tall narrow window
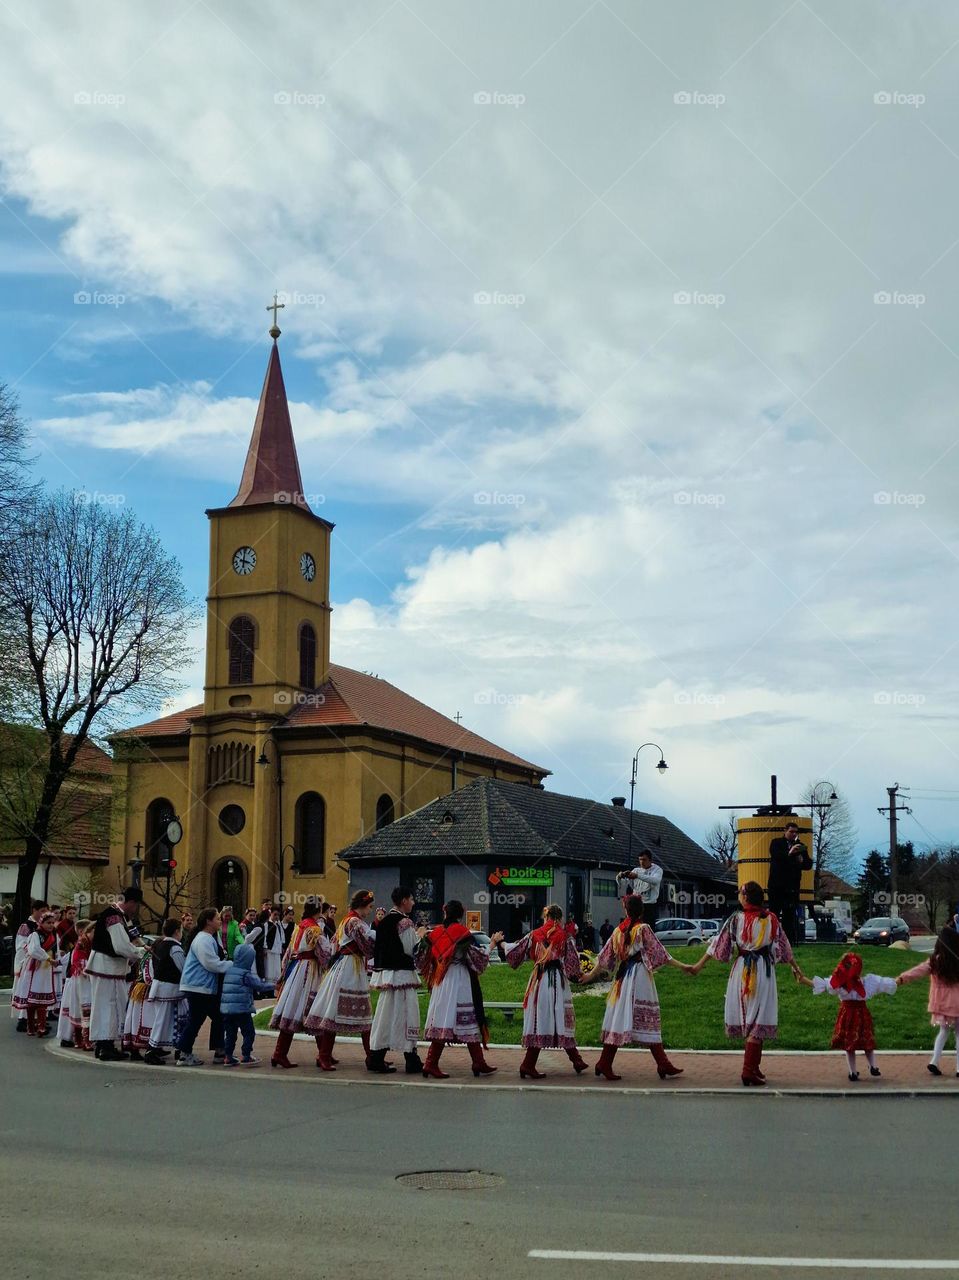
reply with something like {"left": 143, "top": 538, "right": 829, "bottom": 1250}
{"left": 375, "top": 793, "right": 395, "bottom": 830}
{"left": 145, "top": 797, "right": 175, "bottom": 873}
{"left": 228, "top": 616, "right": 255, "bottom": 684}
{"left": 295, "top": 791, "right": 325, "bottom": 874}
{"left": 299, "top": 622, "right": 317, "bottom": 688}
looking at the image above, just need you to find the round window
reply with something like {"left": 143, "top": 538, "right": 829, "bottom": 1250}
{"left": 218, "top": 804, "right": 246, "bottom": 836}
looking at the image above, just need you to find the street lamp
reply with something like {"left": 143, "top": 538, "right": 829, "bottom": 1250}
{"left": 627, "top": 742, "right": 668, "bottom": 863}
{"left": 279, "top": 842, "right": 300, "bottom": 898}
{"left": 256, "top": 738, "right": 286, "bottom": 898}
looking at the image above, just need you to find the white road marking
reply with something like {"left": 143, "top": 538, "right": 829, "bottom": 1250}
{"left": 529, "top": 1251, "right": 956, "bottom": 1270}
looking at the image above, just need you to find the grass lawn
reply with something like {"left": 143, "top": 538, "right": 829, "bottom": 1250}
{"left": 254, "top": 944, "right": 936, "bottom": 1051}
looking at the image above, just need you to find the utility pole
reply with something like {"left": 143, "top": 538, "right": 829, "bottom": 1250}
{"left": 877, "top": 784, "right": 911, "bottom": 915}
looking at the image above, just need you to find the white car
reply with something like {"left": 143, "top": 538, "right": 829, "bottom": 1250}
{"left": 653, "top": 917, "right": 705, "bottom": 946}
{"left": 697, "top": 918, "right": 722, "bottom": 941}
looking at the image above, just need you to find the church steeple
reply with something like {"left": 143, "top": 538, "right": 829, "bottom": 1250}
{"left": 229, "top": 317, "right": 310, "bottom": 512}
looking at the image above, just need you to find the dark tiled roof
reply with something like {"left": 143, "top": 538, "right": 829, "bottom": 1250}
{"left": 120, "top": 665, "right": 546, "bottom": 774}
{"left": 0, "top": 723, "right": 113, "bottom": 776}
{"left": 340, "top": 777, "right": 727, "bottom": 881}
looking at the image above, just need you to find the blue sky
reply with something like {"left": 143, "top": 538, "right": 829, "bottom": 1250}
{"left": 6, "top": 2, "right": 959, "bottom": 869}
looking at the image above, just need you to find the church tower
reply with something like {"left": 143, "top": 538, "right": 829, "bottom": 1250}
{"left": 204, "top": 311, "right": 333, "bottom": 717}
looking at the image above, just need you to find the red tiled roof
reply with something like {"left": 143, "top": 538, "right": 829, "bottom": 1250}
{"left": 0, "top": 723, "right": 113, "bottom": 775}
{"left": 120, "top": 664, "right": 547, "bottom": 774}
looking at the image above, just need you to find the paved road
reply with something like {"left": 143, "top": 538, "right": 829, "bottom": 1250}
{"left": 3, "top": 1029, "right": 958, "bottom": 1279}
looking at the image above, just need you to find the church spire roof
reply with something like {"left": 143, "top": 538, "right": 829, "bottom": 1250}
{"left": 229, "top": 325, "right": 310, "bottom": 512}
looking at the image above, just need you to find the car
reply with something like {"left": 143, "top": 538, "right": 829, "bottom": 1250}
{"left": 697, "top": 918, "right": 722, "bottom": 941}
{"left": 852, "top": 916, "right": 910, "bottom": 946}
{"left": 652, "top": 917, "right": 704, "bottom": 946}
{"left": 471, "top": 931, "right": 503, "bottom": 962}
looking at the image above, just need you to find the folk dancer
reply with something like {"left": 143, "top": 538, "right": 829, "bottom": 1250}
{"left": 56, "top": 919, "right": 94, "bottom": 1050}
{"left": 268, "top": 897, "right": 331, "bottom": 1070}
{"left": 417, "top": 900, "right": 503, "bottom": 1079}
{"left": 144, "top": 917, "right": 187, "bottom": 1065}
{"left": 690, "top": 881, "right": 801, "bottom": 1086}
{"left": 86, "top": 887, "right": 145, "bottom": 1062}
{"left": 503, "top": 904, "right": 588, "bottom": 1079}
{"left": 578, "top": 894, "right": 693, "bottom": 1080}
{"left": 121, "top": 947, "right": 156, "bottom": 1060}
{"left": 368, "top": 886, "right": 425, "bottom": 1075}
{"left": 797, "top": 952, "right": 896, "bottom": 1080}
{"left": 12, "top": 910, "right": 60, "bottom": 1037}
{"left": 262, "top": 908, "right": 286, "bottom": 984}
{"left": 13, "top": 901, "right": 47, "bottom": 1032}
{"left": 896, "top": 926, "right": 959, "bottom": 1077}
{"left": 305, "top": 890, "right": 383, "bottom": 1071}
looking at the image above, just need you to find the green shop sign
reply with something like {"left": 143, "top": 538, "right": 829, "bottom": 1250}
{"left": 487, "top": 865, "right": 554, "bottom": 887}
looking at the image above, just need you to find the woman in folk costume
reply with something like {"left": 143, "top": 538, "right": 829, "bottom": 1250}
{"left": 121, "top": 947, "right": 156, "bottom": 1059}
{"left": 143, "top": 917, "right": 187, "bottom": 1065}
{"left": 305, "top": 890, "right": 384, "bottom": 1071}
{"left": 577, "top": 894, "right": 693, "bottom": 1080}
{"left": 262, "top": 907, "right": 286, "bottom": 984}
{"left": 417, "top": 899, "right": 504, "bottom": 1079}
{"left": 690, "top": 880, "right": 801, "bottom": 1086}
{"left": 56, "top": 920, "right": 95, "bottom": 1050}
{"left": 12, "top": 910, "right": 60, "bottom": 1037}
{"left": 269, "top": 897, "right": 332, "bottom": 1070}
{"left": 797, "top": 951, "right": 896, "bottom": 1080}
{"left": 503, "top": 904, "right": 588, "bottom": 1079}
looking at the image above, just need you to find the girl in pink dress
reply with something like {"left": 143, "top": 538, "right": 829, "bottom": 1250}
{"left": 897, "top": 925, "right": 959, "bottom": 1076}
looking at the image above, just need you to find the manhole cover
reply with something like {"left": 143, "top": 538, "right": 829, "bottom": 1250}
{"left": 395, "top": 1169, "right": 504, "bottom": 1191}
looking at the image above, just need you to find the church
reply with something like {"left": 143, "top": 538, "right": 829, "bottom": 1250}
{"left": 109, "top": 315, "right": 548, "bottom": 918}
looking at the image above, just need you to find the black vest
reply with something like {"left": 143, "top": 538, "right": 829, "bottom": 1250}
{"left": 152, "top": 938, "right": 182, "bottom": 984}
{"left": 373, "top": 911, "right": 414, "bottom": 971}
{"left": 92, "top": 906, "right": 127, "bottom": 958}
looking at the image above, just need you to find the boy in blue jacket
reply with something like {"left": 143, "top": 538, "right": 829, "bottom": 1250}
{"left": 220, "top": 943, "right": 276, "bottom": 1067}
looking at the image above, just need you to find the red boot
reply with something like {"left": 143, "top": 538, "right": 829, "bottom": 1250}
{"left": 650, "top": 1043, "right": 683, "bottom": 1078}
{"left": 271, "top": 1030, "right": 299, "bottom": 1070}
{"left": 468, "top": 1042, "right": 497, "bottom": 1077}
{"left": 520, "top": 1047, "right": 546, "bottom": 1079}
{"left": 742, "top": 1039, "right": 765, "bottom": 1086}
{"left": 594, "top": 1043, "right": 621, "bottom": 1081}
{"left": 566, "top": 1046, "right": 589, "bottom": 1074}
{"left": 26, "top": 1007, "right": 37, "bottom": 1037}
{"left": 315, "top": 1031, "right": 337, "bottom": 1071}
{"left": 422, "top": 1042, "right": 450, "bottom": 1079}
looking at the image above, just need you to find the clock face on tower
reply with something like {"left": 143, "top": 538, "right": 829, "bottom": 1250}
{"left": 232, "top": 546, "right": 256, "bottom": 576}
{"left": 300, "top": 552, "right": 316, "bottom": 582}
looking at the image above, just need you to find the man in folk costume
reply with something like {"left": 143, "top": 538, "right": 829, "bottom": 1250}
{"left": 578, "top": 894, "right": 694, "bottom": 1080}
{"left": 13, "top": 901, "right": 47, "bottom": 1032}
{"left": 12, "top": 909, "right": 60, "bottom": 1036}
{"left": 502, "top": 904, "right": 588, "bottom": 1079}
{"left": 416, "top": 899, "right": 503, "bottom": 1079}
{"left": 144, "top": 917, "right": 187, "bottom": 1065}
{"left": 86, "top": 887, "right": 145, "bottom": 1062}
{"left": 690, "top": 880, "right": 801, "bottom": 1086}
{"left": 262, "top": 907, "right": 286, "bottom": 984}
{"left": 368, "top": 885, "right": 425, "bottom": 1075}
{"left": 305, "top": 890, "right": 383, "bottom": 1071}
{"left": 268, "top": 897, "right": 332, "bottom": 1070}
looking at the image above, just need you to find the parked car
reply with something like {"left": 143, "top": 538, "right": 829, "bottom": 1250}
{"left": 472, "top": 931, "right": 503, "bottom": 962}
{"left": 852, "top": 916, "right": 909, "bottom": 946}
{"left": 697, "top": 918, "right": 722, "bottom": 941}
{"left": 653, "top": 917, "right": 704, "bottom": 946}
{"left": 804, "top": 912, "right": 848, "bottom": 943}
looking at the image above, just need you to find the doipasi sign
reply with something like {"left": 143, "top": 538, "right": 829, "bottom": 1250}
{"left": 487, "top": 865, "right": 554, "bottom": 887}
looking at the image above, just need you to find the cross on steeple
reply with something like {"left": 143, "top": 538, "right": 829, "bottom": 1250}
{"left": 266, "top": 292, "right": 285, "bottom": 339}
{"left": 454, "top": 711, "right": 463, "bottom": 724}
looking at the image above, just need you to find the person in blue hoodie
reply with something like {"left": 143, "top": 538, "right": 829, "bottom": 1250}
{"left": 220, "top": 941, "right": 276, "bottom": 1067}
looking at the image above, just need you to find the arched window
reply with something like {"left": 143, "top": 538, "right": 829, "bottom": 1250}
{"left": 299, "top": 622, "right": 317, "bottom": 688}
{"left": 295, "top": 791, "right": 325, "bottom": 874}
{"left": 228, "top": 615, "right": 255, "bottom": 685}
{"left": 375, "top": 793, "right": 395, "bottom": 830}
{"left": 145, "top": 797, "right": 176, "bottom": 873}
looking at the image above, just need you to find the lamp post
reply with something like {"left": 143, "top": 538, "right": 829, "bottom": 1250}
{"left": 627, "top": 743, "right": 668, "bottom": 864}
{"left": 279, "top": 843, "right": 299, "bottom": 901}
{"left": 256, "top": 738, "right": 285, "bottom": 900}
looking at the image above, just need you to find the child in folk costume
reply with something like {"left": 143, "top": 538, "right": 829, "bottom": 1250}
{"left": 144, "top": 917, "right": 187, "bottom": 1065}
{"left": 305, "top": 890, "right": 384, "bottom": 1071}
{"left": 12, "top": 910, "right": 60, "bottom": 1037}
{"left": 797, "top": 952, "right": 896, "bottom": 1080}
{"left": 503, "top": 904, "right": 588, "bottom": 1079}
{"left": 897, "top": 925, "right": 959, "bottom": 1077}
{"left": 416, "top": 899, "right": 503, "bottom": 1079}
{"left": 269, "top": 898, "right": 332, "bottom": 1070}
{"left": 577, "top": 894, "right": 694, "bottom": 1080}
{"left": 56, "top": 920, "right": 95, "bottom": 1050}
{"left": 690, "top": 881, "right": 801, "bottom": 1086}
{"left": 121, "top": 948, "right": 156, "bottom": 1060}
{"left": 368, "top": 885, "right": 426, "bottom": 1075}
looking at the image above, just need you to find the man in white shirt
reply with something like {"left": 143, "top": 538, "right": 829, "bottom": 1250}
{"left": 87, "top": 887, "right": 144, "bottom": 1061}
{"left": 616, "top": 851, "right": 664, "bottom": 925}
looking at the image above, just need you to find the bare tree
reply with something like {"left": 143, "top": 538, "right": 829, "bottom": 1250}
{"left": 1, "top": 489, "right": 197, "bottom": 925}
{"left": 802, "top": 780, "right": 858, "bottom": 897}
{"left": 0, "top": 385, "right": 36, "bottom": 718}
{"left": 906, "top": 848, "right": 959, "bottom": 932}
{"left": 704, "top": 813, "right": 739, "bottom": 868}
